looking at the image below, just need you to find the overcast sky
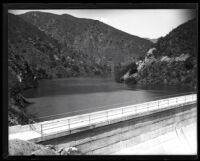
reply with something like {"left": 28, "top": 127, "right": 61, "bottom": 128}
{"left": 9, "top": 9, "right": 196, "bottom": 39}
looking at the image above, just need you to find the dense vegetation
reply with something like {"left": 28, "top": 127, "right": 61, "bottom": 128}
{"left": 114, "top": 62, "right": 138, "bottom": 83}
{"left": 136, "top": 58, "right": 197, "bottom": 87}
{"left": 154, "top": 18, "right": 197, "bottom": 58}
{"left": 121, "top": 18, "right": 197, "bottom": 89}
{"left": 19, "top": 11, "right": 152, "bottom": 64}
{"left": 8, "top": 13, "right": 62, "bottom": 125}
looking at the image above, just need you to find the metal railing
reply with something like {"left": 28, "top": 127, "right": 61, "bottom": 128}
{"left": 35, "top": 91, "right": 196, "bottom": 121}
{"left": 29, "top": 93, "right": 197, "bottom": 139}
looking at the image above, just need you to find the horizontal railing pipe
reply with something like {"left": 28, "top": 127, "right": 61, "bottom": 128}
{"left": 34, "top": 91, "right": 196, "bottom": 121}
{"left": 28, "top": 93, "right": 196, "bottom": 138}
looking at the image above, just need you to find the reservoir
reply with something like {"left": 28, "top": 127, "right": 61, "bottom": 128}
{"left": 23, "top": 77, "right": 193, "bottom": 121}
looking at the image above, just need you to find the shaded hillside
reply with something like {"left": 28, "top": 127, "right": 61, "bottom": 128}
{"left": 19, "top": 11, "right": 153, "bottom": 64}
{"left": 8, "top": 13, "right": 63, "bottom": 125}
{"left": 123, "top": 18, "right": 197, "bottom": 89}
{"left": 8, "top": 13, "right": 62, "bottom": 81}
{"left": 154, "top": 18, "right": 197, "bottom": 58}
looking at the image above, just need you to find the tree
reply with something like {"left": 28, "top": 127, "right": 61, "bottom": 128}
{"left": 184, "top": 57, "right": 193, "bottom": 70}
{"left": 126, "top": 62, "right": 137, "bottom": 75}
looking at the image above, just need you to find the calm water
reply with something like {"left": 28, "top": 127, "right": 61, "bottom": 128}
{"left": 23, "top": 77, "right": 193, "bottom": 121}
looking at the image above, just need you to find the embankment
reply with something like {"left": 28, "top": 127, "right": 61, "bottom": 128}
{"left": 39, "top": 103, "right": 196, "bottom": 154}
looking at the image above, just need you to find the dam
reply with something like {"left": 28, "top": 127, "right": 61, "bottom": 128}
{"left": 9, "top": 93, "right": 197, "bottom": 155}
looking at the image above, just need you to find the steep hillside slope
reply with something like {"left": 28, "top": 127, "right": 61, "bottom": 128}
{"left": 124, "top": 18, "right": 197, "bottom": 88}
{"left": 8, "top": 13, "right": 64, "bottom": 125}
{"left": 19, "top": 11, "right": 153, "bottom": 64}
{"left": 154, "top": 18, "right": 197, "bottom": 58}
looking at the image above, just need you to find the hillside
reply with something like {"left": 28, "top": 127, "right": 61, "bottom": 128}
{"left": 122, "top": 18, "right": 197, "bottom": 89}
{"left": 8, "top": 13, "right": 63, "bottom": 125}
{"left": 19, "top": 11, "right": 153, "bottom": 64}
{"left": 154, "top": 18, "right": 197, "bottom": 58}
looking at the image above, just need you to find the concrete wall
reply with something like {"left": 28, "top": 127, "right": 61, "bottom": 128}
{"left": 39, "top": 103, "right": 196, "bottom": 155}
{"left": 9, "top": 124, "right": 31, "bottom": 134}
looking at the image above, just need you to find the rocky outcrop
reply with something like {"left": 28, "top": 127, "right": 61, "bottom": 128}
{"left": 58, "top": 147, "right": 82, "bottom": 155}
{"left": 9, "top": 139, "right": 82, "bottom": 156}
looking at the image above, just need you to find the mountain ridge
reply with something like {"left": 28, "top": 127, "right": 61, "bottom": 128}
{"left": 19, "top": 11, "right": 153, "bottom": 64}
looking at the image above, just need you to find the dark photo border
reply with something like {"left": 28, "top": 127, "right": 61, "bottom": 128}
{"left": 2, "top": 2, "right": 199, "bottom": 161}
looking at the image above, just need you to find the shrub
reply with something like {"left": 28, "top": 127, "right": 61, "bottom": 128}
{"left": 184, "top": 57, "right": 194, "bottom": 70}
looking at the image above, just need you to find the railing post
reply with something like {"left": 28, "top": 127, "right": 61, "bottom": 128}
{"left": 89, "top": 115, "right": 91, "bottom": 125}
{"left": 41, "top": 124, "right": 43, "bottom": 138}
{"left": 176, "top": 97, "right": 180, "bottom": 107}
{"left": 28, "top": 119, "right": 31, "bottom": 130}
{"left": 68, "top": 119, "right": 70, "bottom": 130}
{"left": 185, "top": 95, "right": 186, "bottom": 105}
{"left": 135, "top": 105, "right": 137, "bottom": 114}
{"left": 168, "top": 98, "right": 169, "bottom": 107}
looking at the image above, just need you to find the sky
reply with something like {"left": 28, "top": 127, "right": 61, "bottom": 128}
{"left": 9, "top": 9, "right": 196, "bottom": 39}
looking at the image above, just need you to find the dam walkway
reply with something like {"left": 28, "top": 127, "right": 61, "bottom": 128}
{"left": 9, "top": 93, "right": 197, "bottom": 143}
